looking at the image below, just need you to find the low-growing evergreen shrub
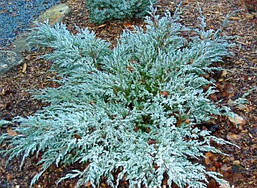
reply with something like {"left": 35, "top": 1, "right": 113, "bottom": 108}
{"left": 86, "top": 0, "right": 155, "bottom": 24}
{"left": 0, "top": 7, "right": 235, "bottom": 188}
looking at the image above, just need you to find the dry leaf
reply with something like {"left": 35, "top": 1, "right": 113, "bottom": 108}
{"left": 205, "top": 152, "right": 217, "bottom": 165}
{"left": 147, "top": 139, "right": 157, "bottom": 145}
{"left": 160, "top": 91, "right": 169, "bottom": 97}
{"left": 226, "top": 133, "right": 241, "bottom": 141}
{"left": 127, "top": 66, "right": 133, "bottom": 72}
{"left": 124, "top": 22, "right": 134, "bottom": 29}
{"left": 96, "top": 24, "right": 106, "bottom": 29}
{"left": 22, "top": 63, "right": 27, "bottom": 73}
{"left": 229, "top": 16, "right": 240, "bottom": 21}
{"left": 74, "top": 134, "right": 81, "bottom": 139}
{"left": 221, "top": 70, "right": 228, "bottom": 77}
{"left": 245, "top": 13, "right": 254, "bottom": 19}
{"left": 228, "top": 114, "right": 246, "bottom": 125}
{"left": 184, "top": 119, "right": 190, "bottom": 124}
{"left": 7, "top": 128, "right": 18, "bottom": 137}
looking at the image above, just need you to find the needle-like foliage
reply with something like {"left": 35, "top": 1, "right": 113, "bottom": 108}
{"left": 0, "top": 8, "right": 235, "bottom": 188}
{"left": 86, "top": 0, "right": 156, "bottom": 24}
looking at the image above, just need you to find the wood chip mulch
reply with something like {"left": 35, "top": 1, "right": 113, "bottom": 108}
{"left": 0, "top": 0, "right": 256, "bottom": 187}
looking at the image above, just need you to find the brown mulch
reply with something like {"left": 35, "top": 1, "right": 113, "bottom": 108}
{"left": 0, "top": 0, "right": 256, "bottom": 187}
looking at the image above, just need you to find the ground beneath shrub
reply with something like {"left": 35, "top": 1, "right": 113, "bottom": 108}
{"left": 0, "top": 0, "right": 256, "bottom": 187}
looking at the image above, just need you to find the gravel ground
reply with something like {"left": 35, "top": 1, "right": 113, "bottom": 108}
{"left": 0, "top": 0, "right": 61, "bottom": 48}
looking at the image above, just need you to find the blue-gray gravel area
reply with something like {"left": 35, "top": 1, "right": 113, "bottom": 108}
{"left": 0, "top": 0, "right": 61, "bottom": 48}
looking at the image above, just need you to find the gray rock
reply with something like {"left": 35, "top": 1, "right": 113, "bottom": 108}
{"left": 12, "top": 32, "right": 32, "bottom": 53}
{"left": 0, "top": 3, "right": 71, "bottom": 76}
{"left": 33, "top": 3, "right": 71, "bottom": 25}
{"left": 0, "top": 50, "right": 23, "bottom": 75}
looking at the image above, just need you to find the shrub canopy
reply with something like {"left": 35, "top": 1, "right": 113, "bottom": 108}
{"left": 0, "top": 8, "right": 234, "bottom": 188}
{"left": 86, "top": 0, "right": 155, "bottom": 24}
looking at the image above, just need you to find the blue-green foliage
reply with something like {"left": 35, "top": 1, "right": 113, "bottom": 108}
{"left": 0, "top": 9, "right": 234, "bottom": 188}
{"left": 86, "top": 0, "right": 155, "bottom": 24}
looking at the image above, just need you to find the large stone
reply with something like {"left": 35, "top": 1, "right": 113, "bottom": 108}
{"left": 34, "top": 3, "right": 71, "bottom": 25}
{"left": 0, "top": 3, "right": 71, "bottom": 76}
{"left": 0, "top": 50, "right": 23, "bottom": 75}
{"left": 12, "top": 32, "right": 32, "bottom": 53}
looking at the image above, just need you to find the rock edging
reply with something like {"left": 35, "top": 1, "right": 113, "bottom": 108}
{"left": 0, "top": 3, "right": 71, "bottom": 76}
